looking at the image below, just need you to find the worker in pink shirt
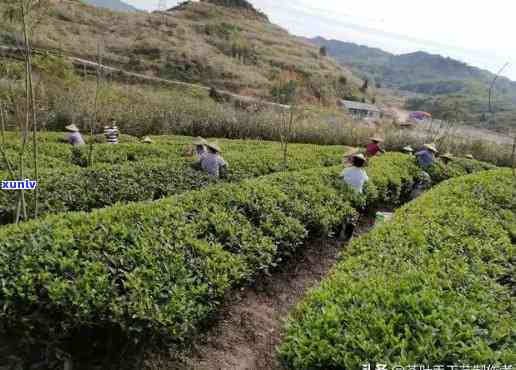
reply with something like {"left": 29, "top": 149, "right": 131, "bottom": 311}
{"left": 365, "top": 137, "right": 384, "bottom": 157}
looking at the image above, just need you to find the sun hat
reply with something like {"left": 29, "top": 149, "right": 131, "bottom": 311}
{"left": 206, "top": 141, "right": 222, "bottom": 153}
{"left": 192, "top": 137, "right": 208, "bottom": 146}
{"left": 440, "top": 152, "right": 453, "bottom": 160}
{"left": 402, "top": 146, "right": 414, "bottom": 153}
{"left": 142, "top": 136, "right": 153, "bottom": 143}
{"left": 370, "top": 137, "right": 384, "bottom": 143}
{"left": 352, "top": 153, "right": 366, "bottom": 161}
{"left": 65, "top": 124, "right": 79, "bottom": 132}
{"left": 423, "top": 143, "right": 438, "bottom": 153}
{"left": 465, "top": 154, "right": 474, "bottom": 159}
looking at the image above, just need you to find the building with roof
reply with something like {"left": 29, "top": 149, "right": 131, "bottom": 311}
{"left": 338, "top": 100, "right": 381, "bottom": 120}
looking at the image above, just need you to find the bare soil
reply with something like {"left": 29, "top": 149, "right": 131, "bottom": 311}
{"left": 147, "top": 238, "right": 346, "bottom": 370}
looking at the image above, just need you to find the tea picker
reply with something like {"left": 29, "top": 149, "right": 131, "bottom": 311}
{"left": 200, "top": 141, "right": 228, "bottom": 179}
{"left": 65, "top": 124, "right": 85, "bottom": 146}
{"left": 338, "top": 153, "right": 369, "bottom": 240}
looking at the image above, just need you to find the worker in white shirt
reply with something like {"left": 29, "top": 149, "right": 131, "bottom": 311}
{"left": 340, "top": 153, "right": 369, "bottom": 194}
{"left": 338, "top": 153, "right": 368, "bottom": 241}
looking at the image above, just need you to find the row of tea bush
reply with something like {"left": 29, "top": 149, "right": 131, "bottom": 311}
{"left": 279, "top": 168, "right": 515, "bottom": 368}
{"left": 0, "top": 141, "right": 347, "bottom": 224}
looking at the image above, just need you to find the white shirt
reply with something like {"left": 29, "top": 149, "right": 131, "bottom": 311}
{"left": 340, "top": 167, "right": 369, "bottom": 193}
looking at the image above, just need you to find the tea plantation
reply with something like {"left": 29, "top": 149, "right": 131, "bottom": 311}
{"left": 0, "top": 132, "right": 509, "bottom": 368}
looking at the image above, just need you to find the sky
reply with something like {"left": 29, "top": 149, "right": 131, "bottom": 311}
{"left": 125, "top": 0, "right": 516, "bottom": 80}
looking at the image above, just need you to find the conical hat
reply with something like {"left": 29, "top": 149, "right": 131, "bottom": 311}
{"left": 192, "top": 137, "right": 208, "bottom": 146}
{"left": 370, "top": 137, "right": 384, "bottom": 143}
{"left": 465, "top": 154, "right": 474, "bottom": 159}
{"left": 402, "top": 146, "right": 414, "bottom": 153}
{"left": 65, "top": 124, "right": 79, "bottom": 132}
{"left": 352, "top": 153, "right": 366, "bottom": 161}
{"left": 206, "top": 141, "right": 222, "bottom": 153}
{"left": 440, "top": 152, "right": 453, "bottom": 160}
{"left": 142, "top": 136, "right": 152, "bottom": 143}
{"left": 424, "top": 143, "right": 438, "bottom": 153}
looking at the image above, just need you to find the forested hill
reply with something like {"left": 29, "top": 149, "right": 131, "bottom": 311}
{"left": 309, "top": 36, "right": 516, "bottom": 130}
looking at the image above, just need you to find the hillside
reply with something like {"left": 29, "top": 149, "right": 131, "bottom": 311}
{"left": 0, "top": 0, "right": 363, "bottom": 103}
{"left": 81, "top": 0, "right": 138, "bottom": 12}
{"left": 310, "top": 36, "right": 516, "bottom": 130}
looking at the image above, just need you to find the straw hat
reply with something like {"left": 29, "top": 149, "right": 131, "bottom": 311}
{"left": 206, "top": 141, "right": 222, "bottom": 153}
{"left": 65, "top": 124, "right": 79, "bottom": 132}
{"left": 370, "top": 137, "right": 384, "bottom": 143}
{"left": 423, "top": 143, "right": 438, "bottom": 153}
{"left": 352, "top": 153, "right": 366, "bottom": 161}
{"left": 440, "top": 153, "right": 453, "bottom": 160}
{"left": 142, "top": 136, "right": 153, "bottom": 144}
{"left": 192, "top": 137, "right": 208, "bottom": 146}
{"left": 465, "top": 154, "right": 474, "bottom": 160}
{"left": 402, "top": 146, "right": 414, "bottom": 153}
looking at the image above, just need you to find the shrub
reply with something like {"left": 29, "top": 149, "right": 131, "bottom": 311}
{"left": 0, "top": 139, "right": 349, "bottom": 224}
{"left": 425, "top": 158, "right": 496, "bottom": 183}
{"left": 279, "top": 169, "right": 516, "bottom": 368}
{"left": 0, "top": 166, "right": 356, "bottom": 367}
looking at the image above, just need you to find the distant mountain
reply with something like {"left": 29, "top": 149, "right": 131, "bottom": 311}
{"left": 81, "top": 0, "right": 139, "bottom": 12}
{"left": 310, "top": 36, "right": 516, "bottom": 92}
{"left": 309, "top": 36, "right": 516, "bottom": 130}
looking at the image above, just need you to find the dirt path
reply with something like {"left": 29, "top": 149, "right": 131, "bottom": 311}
{"left": 147, "top": 238, "right": 350, "bottom": 370}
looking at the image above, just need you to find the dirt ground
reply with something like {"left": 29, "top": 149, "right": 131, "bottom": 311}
{"left": 146, "top": 238, "right": 346, "bottom": 370}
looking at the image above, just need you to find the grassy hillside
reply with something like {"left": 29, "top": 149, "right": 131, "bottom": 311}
{"left": 0, "top": 0, "right": 362, "bottom": 102}
{"left": 310, "top": 36, "right": 516, "bottom": 131}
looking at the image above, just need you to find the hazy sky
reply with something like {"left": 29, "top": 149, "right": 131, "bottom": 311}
{"left": 125, "top": 0, "right": 516, "bottom": 80}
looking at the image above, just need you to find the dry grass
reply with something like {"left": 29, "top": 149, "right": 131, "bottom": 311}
{"left": 0, "top": 0, "right": 362, "bottom": 102}
{"left": 1, "top": 70, "right": 512, "bottom": 167}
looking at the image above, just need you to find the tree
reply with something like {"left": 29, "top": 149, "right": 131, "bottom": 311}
{"left": 271, "top": 70, "right": 300, "bottom": 105}
{"left": 319, "top": 46, "right": 327, "bottom": 57}
{"left": 2, "top": 0, "right": 50, "bottom": 222}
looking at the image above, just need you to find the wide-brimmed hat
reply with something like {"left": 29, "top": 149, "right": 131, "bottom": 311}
{"left": 206, "top": 141, "right": 222, "bottom": 153}
{"left": 402, "top": 146, "right": 414, "bottom": 153}
{"left": 351, "top": 153, "right": 366, "bottom": 161}
{"left": 424, "top": 143, "right": 438, "bottom": 153}
{"left": 65, "top": 124, "right": 79, "bottom": 132}
{"left": 370, "top": 137, "right": 384, "bottom": 143}
{"left": 440, "top": 152, "right": 453, "bottom": 160}
{"left": 142, "top": 136, "right": 153, "bottom": 143}
{"left": 465, "top": 154, "right": 474, "bottom": 160}
{"left": 192, "top": 137, "right": 208, "bottom": 146}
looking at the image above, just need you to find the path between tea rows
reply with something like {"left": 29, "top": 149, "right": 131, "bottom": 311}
{"left": 148, "top": 218, "right": 375, "bottom": 370}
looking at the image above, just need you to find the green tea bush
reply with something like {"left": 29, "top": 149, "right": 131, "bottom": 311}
{"left": 0, "top": 166, "right": 356, "bottom": 367}
{"left": 0, "top": 153, "right": 493, "bottom": 367}
{"left": 0, "top": 160, "right": 212, "bottom": 224}
{"left": 426, "top": 158, "right": 496, "bottom": 183}
{"left": 0, "top": 140, "right": 348, "bottom": 224}
{"left": 0, "top": 149, "right": 72, "bottom": 172}
{"left": 279, "top": 169, "right": 516, "bottom": 368}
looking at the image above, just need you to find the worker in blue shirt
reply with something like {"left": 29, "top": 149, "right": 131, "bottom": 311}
{"left": 415, "top": 143, "right": 438, "bottom": 168}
